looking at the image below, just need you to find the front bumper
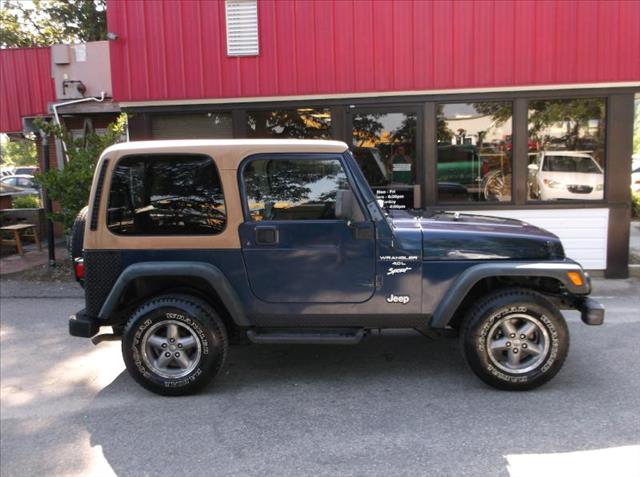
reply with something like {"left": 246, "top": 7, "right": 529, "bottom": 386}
{"left": 575, "top": 297, "right": 605, "bottom": 325}
{"left": 540, "top": 187, "right": 603, "bottom": 201}
{"left": 69, "top": 309, "right": 99, "bottom": 337}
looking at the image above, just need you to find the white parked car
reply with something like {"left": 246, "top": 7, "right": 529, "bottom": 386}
{"left": 0, "top": 174, "right": 39, "bottom": 194}
{"left": 528, "top": 151, "right": 604, "bottom": 201}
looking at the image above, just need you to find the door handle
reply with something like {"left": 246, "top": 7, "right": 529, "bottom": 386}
{"left": 255, "top": 225, "right": 278, "bottom": 245}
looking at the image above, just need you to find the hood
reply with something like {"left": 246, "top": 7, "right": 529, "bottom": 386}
{"left": 389, "top": 211, "right": 564, "bottom": 261}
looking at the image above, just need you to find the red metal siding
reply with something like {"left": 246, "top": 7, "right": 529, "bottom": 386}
{"left": 107, "top": 0, "right": 640, "bottom": 103}
{"left": 0, "top": 47, "right": 55, "bottom": 133}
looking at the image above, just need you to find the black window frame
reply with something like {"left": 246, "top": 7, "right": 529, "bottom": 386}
{"left": 131, "top": 87, "right": 634, "bottom": 212}
{"left": 106, "top": 153, "right": 227, "bottom": 236}
{"left": 237, "top": 152, "right": 369, "bottom": 223}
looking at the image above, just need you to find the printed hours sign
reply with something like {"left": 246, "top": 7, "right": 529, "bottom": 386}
{"left": 374, "top": 187, "right": 414, "bottom": 210}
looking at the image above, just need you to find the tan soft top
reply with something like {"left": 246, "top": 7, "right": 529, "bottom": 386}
{"left": 100, "top": 139, "right": 349, "bottom": 170}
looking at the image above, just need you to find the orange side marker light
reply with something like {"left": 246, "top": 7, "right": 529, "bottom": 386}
{"left": 567, "top": 271, "right": 584, "bottom": 287}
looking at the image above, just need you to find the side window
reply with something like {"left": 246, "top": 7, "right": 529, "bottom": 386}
{"left": 107, "top": 154, "right": 226, "bottom": 235}
{"left": 243, "top": 158, "right": 359, "bottom": 221}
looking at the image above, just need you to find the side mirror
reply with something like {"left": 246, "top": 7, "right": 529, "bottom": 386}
{"left": 335, "top": 189, "right": 365, "bottom": 222}
{"left": 528, "top": 163, "right": 538, "bottom": 172}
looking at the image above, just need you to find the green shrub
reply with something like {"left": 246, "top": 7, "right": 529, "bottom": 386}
{"left": 633, "top": 193, "right": 640, "bottom": 219}
{"left": 33, "top": 114, "right": 126, "bottom": 233}
{"left": 11, "top": 195, "right": 41, "bottom": 209}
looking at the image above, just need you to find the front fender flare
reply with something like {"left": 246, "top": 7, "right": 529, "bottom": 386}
{"left": 98, "top": 261, "right": 249, "bottom": 327}
{"left": 429, "top": 260, "right": 589, "bottom": 329}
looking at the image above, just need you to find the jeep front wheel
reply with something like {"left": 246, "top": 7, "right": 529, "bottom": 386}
{"left": 122, "top": 294, "right": 228, "bottom": 396}
{"left": 461, "top": 288, "right": 569, "bottom": 390}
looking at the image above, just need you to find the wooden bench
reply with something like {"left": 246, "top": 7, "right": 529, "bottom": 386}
{"left": 0, "top": 223, "right": 42, "bottom": 256}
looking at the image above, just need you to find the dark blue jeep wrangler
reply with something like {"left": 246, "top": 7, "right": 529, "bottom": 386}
{"left": 69, "top": 139, "right": 604, "bottom": 395}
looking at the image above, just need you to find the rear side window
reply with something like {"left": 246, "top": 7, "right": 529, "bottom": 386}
{"left": 242, "top": 157, "right": 351, "bottom": 221}
{"left": 107, "top": 154, "right": 226, "bottom": 235}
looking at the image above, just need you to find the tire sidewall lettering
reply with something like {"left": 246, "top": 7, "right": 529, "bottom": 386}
{"left": 129, "top": 308, "right": 213, "bottom": 389}
{"left": 475, "top": 304, "right": 561, "bottom": 383}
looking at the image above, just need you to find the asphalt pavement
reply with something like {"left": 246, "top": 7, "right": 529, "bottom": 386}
{"left": 1, "top": 278, "right": 639, "bottom": 477}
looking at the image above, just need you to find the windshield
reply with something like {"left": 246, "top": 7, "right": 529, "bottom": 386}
{"left": 542, "top": 155, "right": 602, "bottom": 174}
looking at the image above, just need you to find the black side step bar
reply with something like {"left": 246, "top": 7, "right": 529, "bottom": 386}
{"left": 246, "top": 328, "right": 365, "bottom": 345}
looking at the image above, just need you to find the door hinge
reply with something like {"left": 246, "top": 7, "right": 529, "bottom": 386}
{"left": 375, "top": 274, "right": 383, "bottom": 288}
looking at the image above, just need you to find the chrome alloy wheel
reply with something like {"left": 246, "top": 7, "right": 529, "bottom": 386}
{"left": 486, "top": 314, "right": 550, "bottom": 374}
{"left": 141, "top": 320, "right": 202, "bottom": 379}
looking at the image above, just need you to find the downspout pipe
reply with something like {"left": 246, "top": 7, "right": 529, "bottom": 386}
{"left": 52, "top": 91, "right": 106, "bottom": 163}
{"left": 39, "top": 129, "right": 56, "bottom": 265}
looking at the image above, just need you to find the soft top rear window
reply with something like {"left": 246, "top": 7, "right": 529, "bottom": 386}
{"left": 107, "top": 154, "right": 226, "bottom": 236}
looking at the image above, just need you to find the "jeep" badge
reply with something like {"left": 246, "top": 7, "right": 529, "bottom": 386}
{"left": 386, "top": 294, "right": 410, "bottom": 304}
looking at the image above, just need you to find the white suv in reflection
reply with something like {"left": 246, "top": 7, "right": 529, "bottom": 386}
{"left": 529, "top": 151, "right": 604, "bottom": 201}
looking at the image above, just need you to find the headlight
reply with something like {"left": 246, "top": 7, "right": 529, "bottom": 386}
{"left": 543, "top": 179, "right": 565, "bottom": 189}
{"left": 595, "top": 184, "right": 604, "bottom": 191}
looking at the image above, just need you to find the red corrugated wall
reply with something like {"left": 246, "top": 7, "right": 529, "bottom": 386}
{"left": 107, "top": 0, "right": 640, "bottom": 103}
{"left": 0, "top": 47, "right": 55, "bottom": 133}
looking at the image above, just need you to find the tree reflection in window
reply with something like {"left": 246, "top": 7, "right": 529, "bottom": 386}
{"left": 436, "top": 102, "right": 513, "bottom": 202}
{"left": 243, "top": 159, "right": 347, "bottom": 221}
{"left": 525, "top": 98, "right": 606, "bottom": 201}
{"left": 107, "top": 155, "right": 226, "bottom": 235}
{"left": 247, "top": 109, "right": 331, "bottom": 139}
{"left": 351, "top": 112, "right": 417, "bottom": 185}
{"left": 527, "top": 99, "right": 605, "bottom": 160}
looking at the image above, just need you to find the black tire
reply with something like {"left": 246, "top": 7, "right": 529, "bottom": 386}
{"left": 69, "top": 205, "right": 88, "bottom": 261}
{"left": 460, "top": 288, "right": 569, "bottom": 391}
{"left": 122, "top": 294, "right": 228, "bottom": 396}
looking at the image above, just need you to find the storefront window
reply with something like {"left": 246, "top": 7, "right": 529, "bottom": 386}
{"left": 247, "top": 108, "right": 331, "bottom": 139}
{"left": 151, "top": 113, "right": 232, "bottom": 139}
{"left": 436, "top": 102, "right": 512, "bottom": 202}
{"left": 527, "top": 98, "right": 606, "bottom": 201}
{"left": 352, "top": 111, "right": 418, "bottom": 209}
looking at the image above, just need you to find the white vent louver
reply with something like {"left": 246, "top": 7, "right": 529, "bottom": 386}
{"left": 225, "top": 0, "right": 259, "bottom": 56}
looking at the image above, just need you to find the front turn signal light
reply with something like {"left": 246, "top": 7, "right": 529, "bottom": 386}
{"left": 567, "top": 271, "right": 584, "bottom": 287}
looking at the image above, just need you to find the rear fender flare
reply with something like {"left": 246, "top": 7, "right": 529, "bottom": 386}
{"left": 98, "top": 261, "right": 249, "bottom": 327}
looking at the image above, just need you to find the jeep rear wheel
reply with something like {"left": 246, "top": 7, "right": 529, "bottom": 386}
{"left": 122, "top": 294, "right": 228, "bottom": 396}
{"left": 461, "top": 288, "right": 569, "bottom": 390}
